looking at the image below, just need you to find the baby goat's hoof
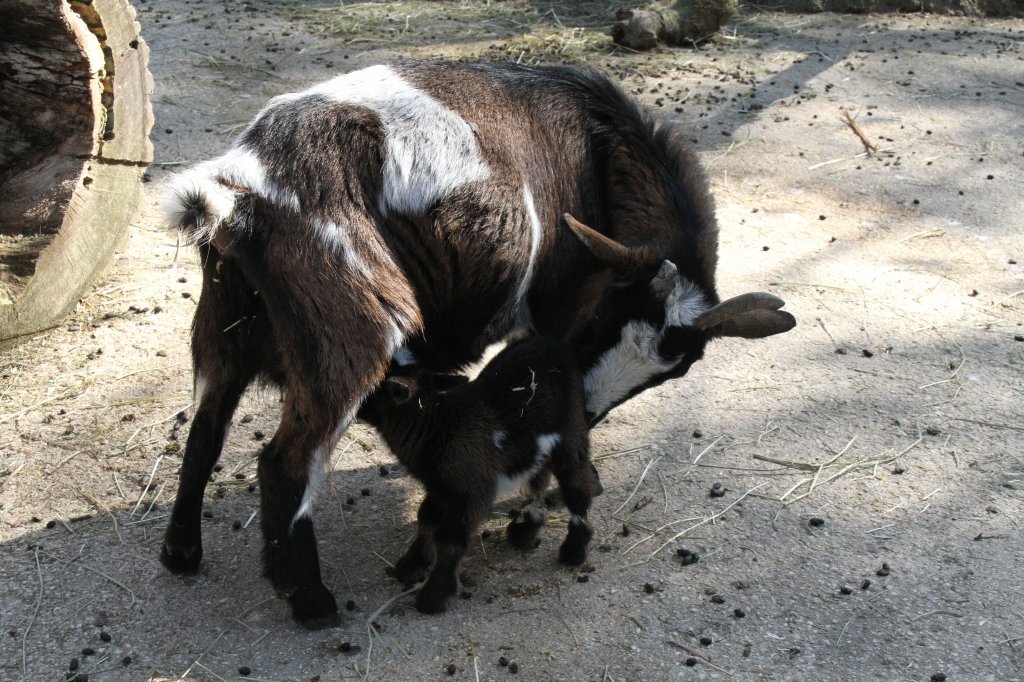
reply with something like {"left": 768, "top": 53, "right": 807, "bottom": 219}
{"left": 559, "top": 517, "right": 594, "bottom": 566}
{"left": 159, "top": 541, "right": 202, "bottom": 574}
{"left": 558, "top": 539, "right": 589, "bottom": 566}
{"left": 506, "top": 519, "right": 543, "bottom": 550}
{"left": 391, "top": 561, "right": 429, "bottom": 587}
{"left": 289, "top": 584, "right": 340, "bottom": 630}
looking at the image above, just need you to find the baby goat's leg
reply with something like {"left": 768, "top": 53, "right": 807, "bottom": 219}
{"left": 393, "top": 494, "right": 443, "bottom": 586}
{"left": 416, "top": 495, "right": 488, "bottom": 614}
{"left": 550, "top": 439, "right": 596, "bottom": 566}
{"left": 507, "top": 469, "right": 551, "bottom": 550}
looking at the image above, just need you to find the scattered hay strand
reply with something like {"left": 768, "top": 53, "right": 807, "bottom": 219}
{"left": 841, "top": 110, "right": 877, "bottom": 154}
{"left": 760, "top": 434, "right": 922, "bottom": 508}
{"left": 40, "top": 549, "right": 136, "bottom": 605}
{"left": 611, "top": 456, "right": 662, "bottom": 517}
{"left": 691, "top": 436, "right": 723, "bottom": 464}
{"left": 665, "top": 639, "right": 734, "bottom": 676}
{"left": 624, "top": 483, "right": 768, "bottom": 561}
{"left": 21, "top": 548, "right": 43, "bottom": 677}
{"left": 593, "top": 444, "right": 652, "bottom": 462}
{"left": 910, "top": 609, "right": 963, "bottom": 622}
{"left": 361, "top": 582, "right": 423, "bottom": 679}
{"left": 898, "top": 229, "right": 945, "bottom": 244}
{"left": 951, "top": 417, "right": 1024, "bottom": 433}
{"left": 130, "top": 454, "right": 164, "bottom": 517}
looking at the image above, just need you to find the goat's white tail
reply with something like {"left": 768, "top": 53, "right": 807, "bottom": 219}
{"left": 161, "top": 162, "right": 240, "bottom": 246}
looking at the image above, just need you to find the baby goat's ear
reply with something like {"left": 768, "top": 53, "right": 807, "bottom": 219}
{"left": 382, "top": 377, "right": 415, "bottom": 404}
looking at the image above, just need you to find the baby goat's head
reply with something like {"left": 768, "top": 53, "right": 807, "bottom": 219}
{"left": 358, "top": 368, "right": 469, "bottom": 423}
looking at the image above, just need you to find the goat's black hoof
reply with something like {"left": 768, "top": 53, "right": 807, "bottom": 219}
{"left": 160, "top": 541, "right": 202, "bottom": 574}
{"left": 559, "top": 519, "right": 593, "bottom": 566}
{"left": 289, "top": 584, "right": 340, "bottom": 630}
{"left": 506, "top": 519, "right": 542, "bottom": 550}
{"left": 391, "top": 561, "right": 429, "bottom": 587}
{"left": 558, "top": 539, "right": 589, "bottom": 566}
{"left": 414, "top": 590, "right": 450, "bottom": 615}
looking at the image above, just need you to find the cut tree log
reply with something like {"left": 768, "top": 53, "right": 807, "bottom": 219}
{"left": 0, "top": 0, "right": 153, "bottom": 342}
{"left": 610, "top": 0, "right": 738, "bottom": 50}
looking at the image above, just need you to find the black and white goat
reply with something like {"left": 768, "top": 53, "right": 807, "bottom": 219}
{"left": 358, "top": 336, "right": 595, "bottom": 614}
{"left": 162, "top": 60, "right": 795, "bottom": 628}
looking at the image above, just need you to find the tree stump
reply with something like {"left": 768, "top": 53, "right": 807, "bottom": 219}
{"left": 0, "top": 0, "right": 153, "bottom": 342}
{"left": 610, "top": 0, "right": 738, "bottom": 50}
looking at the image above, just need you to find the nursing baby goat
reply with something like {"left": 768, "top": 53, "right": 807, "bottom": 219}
{"left": 358, "top": 336, "right": 596, "bottom": 614}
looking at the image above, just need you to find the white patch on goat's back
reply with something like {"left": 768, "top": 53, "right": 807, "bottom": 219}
{"left": 295, "top": 65, "right": 489, "bottom": 216}
{"left": 493, "top": 432, "right": 560, "bottom": 500}
{"left": 311, "top": 219, "right": 372, "bottom": 278}
{"left": 293, "top": 408, "right": 358, "bottom": 524}
{"left": 583, "top": 320, "right": 674, "bottom": 418}
{"left": 515, "top": 183, "right": 543, "bottom": 323}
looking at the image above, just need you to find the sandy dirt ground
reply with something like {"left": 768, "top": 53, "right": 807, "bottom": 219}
{"left": 1, "top": 2, "right": 1022, "bottom": 680}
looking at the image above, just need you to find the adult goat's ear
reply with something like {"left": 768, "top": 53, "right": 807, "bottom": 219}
{"left": 695, "top": 293, "right": 796, "bottom": 338}
{"left": 563, "top": 213, "right": 661, "bottom": 278}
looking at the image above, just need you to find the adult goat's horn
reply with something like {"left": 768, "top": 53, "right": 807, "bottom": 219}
{"left": 563, "top": 213, "right": 660, "bottom": 272}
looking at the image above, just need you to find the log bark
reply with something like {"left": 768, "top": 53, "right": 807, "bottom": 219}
{"left": 0, "top": 0, "right": 153, "bottom": 341}
{"left": 611, "top": 0, "right": 738, "bottom": 50}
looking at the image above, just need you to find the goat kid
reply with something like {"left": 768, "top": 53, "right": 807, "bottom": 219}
{"left": 358, "top": 336, "right": 595, "bottom": 614}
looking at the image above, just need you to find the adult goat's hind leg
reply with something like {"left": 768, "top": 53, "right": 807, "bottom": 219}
{"left": 162, "top": 251, "right": 272, "bottom": 574}
{"left": 258, "top": 397, "right": 349, "bottom": 629}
